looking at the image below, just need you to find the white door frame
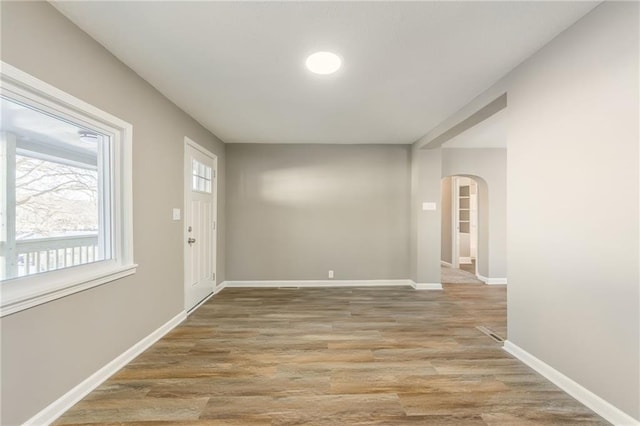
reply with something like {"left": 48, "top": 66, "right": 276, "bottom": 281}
{"left": 451, "top": 176, "right": 460, "bottom": 269}
{"left": 183, "top": 137, "right": 217, "bottom": 311}
{"left": 469, "top": 184, "right": 478, "bottom": 274}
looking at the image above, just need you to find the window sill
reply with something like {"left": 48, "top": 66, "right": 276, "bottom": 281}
{"left": 0, "top": 263, "right": 137, "bottom": 317}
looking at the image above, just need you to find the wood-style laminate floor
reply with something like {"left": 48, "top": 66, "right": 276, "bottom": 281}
{"left": 56, "top": 285, "right": 607, "bottom": 425}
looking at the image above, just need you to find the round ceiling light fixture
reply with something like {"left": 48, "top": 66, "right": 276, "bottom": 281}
{"left": 305, "top": 51, "right": 342, "bottom": 75}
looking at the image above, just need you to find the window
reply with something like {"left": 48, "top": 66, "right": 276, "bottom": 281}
{"left": 192, "top": 159, "right": 212, "bottom": 193}
{"left": 0, "top": 62, "right": 135, "bottom": 316}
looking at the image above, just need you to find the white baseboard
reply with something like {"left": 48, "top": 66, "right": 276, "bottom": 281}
{"left": 187, "top": 284, "right": 226, "bottom": 315}
{"left": 459, "top": 257, "right": 473, "bottom": 264}
{"left": 476, "top": 274, "right": 507, "bottom": 285}
{"left": 223, "top": 280, "right": 445, "bottom": 292}
{"left": 440, "top": 260, "right": 453, "bottom": 267}
{"left": 187, "top": 281, "right": 232, "bottom": 314}
{"left": 25, "top": 311, "right": 187, "bottom": 426}
{"left": 411, "top": 282, "right": 443, "bottom": 290}
{"left": 216, "top": 281, "right": 228, "bottom": 292}
{"left": 503, "top": 341, "right": 639, "bottom": 426}
{"left": 223, "top": 279, "right": 413, "bottom": 288}
{"left": 223, "top": 280, "right": 444, "bottom": 291}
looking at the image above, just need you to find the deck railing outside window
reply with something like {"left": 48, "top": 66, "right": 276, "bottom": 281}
{"left": 12, "top": 235, "right": 99, "bottom": 277}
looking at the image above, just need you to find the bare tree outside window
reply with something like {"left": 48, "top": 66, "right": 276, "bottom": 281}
{"left": 15, "top": 155, "right": 99, "bottom": 240}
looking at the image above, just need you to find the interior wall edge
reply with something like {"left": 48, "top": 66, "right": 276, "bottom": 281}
{"left": 504, "top": 341, "right": 640, "bottom": 425}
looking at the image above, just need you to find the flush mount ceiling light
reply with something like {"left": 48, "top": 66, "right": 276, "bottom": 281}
{"left": 305, "top": 51, "right": 342, "bottom": 75}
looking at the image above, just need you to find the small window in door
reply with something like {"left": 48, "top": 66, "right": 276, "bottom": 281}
{"left": 191, "top": 159, "right": 212, "bottom": 193}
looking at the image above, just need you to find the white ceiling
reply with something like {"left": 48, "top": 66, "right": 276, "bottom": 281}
{"left": 442, "top": 108, "right": 506, "bottom": 149}
{"left": 52, "top": 1, "right": 598, "bottom": 144}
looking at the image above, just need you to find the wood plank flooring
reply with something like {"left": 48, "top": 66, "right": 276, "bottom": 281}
{"left": 55, "top": 284, "right": 608, "bottom": 425}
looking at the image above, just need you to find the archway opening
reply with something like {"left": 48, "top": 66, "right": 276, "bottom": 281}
{"left": 441, "top": 175, "right": 484, "bottom": 284}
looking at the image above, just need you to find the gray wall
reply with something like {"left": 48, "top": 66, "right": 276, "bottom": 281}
{"left": 414, "top": 2, "right": 638, "bottom": 420}
{"left": 410, "top": 147, "right": 441, "bottom": 284}
{"left": 440, "top": 176, "right": 452, "bottom": 265}
{"left": 442, "top": 148, "right": 507, "bottom": 279}
{"left": 226, "top": 144, "right": 411, "bottom": 281}
{"left": 507, "top": 2, "right": 639, "bottom": 419}
{"left": 0, "top": 2, "right": 226, "bottom": 424}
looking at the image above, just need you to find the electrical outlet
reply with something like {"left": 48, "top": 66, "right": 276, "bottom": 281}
{"left": 328, "top": 270, "right": 334, "bottom": 279}
{"left": 422, "top": 202, "right": 437, "bottom": 211}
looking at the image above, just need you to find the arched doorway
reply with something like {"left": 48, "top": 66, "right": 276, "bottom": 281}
{"left": 441, "top": 175, "right": 485, "bottom": 284}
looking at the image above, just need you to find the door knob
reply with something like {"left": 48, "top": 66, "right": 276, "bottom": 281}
{"left": 187, "top": 237, "right": 196, "bottom": 245}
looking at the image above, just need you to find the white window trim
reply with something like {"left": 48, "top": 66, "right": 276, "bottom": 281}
{"left": 0, "top": 62, "right": 136, "bottom": 317}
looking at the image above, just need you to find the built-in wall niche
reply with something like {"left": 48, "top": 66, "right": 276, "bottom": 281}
{"left": 458, "top": 185, "right": 471, "bottom": 233}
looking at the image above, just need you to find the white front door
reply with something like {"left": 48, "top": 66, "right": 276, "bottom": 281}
{"left": 184, "top": 138, "right": 217, "bottom": 312}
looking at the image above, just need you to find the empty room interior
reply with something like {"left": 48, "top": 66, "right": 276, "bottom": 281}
{"left": 1, "top": 1, "right": 639, "bottom": 425}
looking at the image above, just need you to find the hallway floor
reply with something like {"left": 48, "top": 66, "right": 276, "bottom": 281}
{"left": 459, "top": 260, "right": 477, "bottom": 274}
{"left": 55, "top": 285, "right": 607, "bottom": 425}
{"left": 441, "top": 263, "right": 485, "bottom": 286}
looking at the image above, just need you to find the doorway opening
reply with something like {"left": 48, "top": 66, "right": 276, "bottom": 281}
{"left": 441, "top": 175, "right": 482, "bottom": 284}
{"left": 455, "top": 176, "right": 478, "bottom": 272}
